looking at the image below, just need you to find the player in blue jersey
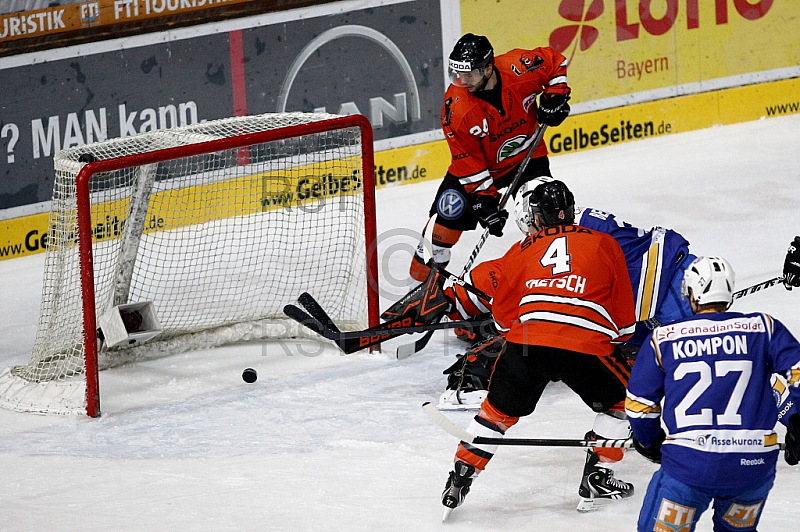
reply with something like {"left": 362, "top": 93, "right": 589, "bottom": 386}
{"left": 626, "top": 256, "right": 800, "bottom": 532}
{"left": 572, "top": 206, "right": 693, "bottom": 349}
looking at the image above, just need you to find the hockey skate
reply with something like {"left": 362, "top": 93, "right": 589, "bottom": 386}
{"left": 576, "top": 450, "right": 634, "bottom": 512}
{"left": 441, "top": 461, "right": 476, "bottom": 521}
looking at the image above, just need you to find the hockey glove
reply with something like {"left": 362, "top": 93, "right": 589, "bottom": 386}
{"left": 471, "top": 195, "right": 508, "bottom": 237}
{"left": 381, "top": 263, "right": 452, "bottom": 324}
{"left": 536, "top": 91, "right": 571, "bottom": 127}
{"left": 632, "top": 430, "right": 665, "bottom": 464}
{"left": 619, "top": 343, "right": 640, "bottom": 365}
{"left": 785, "top": 413, "right": 800, "bottom": 466}
{"left": 783, "top": 236, "right": 800, "bottom": 290}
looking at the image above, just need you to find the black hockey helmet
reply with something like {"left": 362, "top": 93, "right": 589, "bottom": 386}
{"left": 449, "top": 33, "right": 494, "bottom": 73}
{"left": 528, "top": 180, "right": 575, "bottom": 227}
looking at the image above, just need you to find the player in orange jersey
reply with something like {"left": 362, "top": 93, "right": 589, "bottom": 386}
{"left": 440, "top": 180, "right": 637, "bottom": 518}
{"left": 408, "top": 33, "right": 572, "bottom": 287}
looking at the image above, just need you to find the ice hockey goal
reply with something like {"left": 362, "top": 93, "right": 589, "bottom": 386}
{"left": 0, "top": 112, "right": 379, "bottom": 417}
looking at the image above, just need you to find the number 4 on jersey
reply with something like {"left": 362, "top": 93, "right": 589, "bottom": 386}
{"left": 539, "top": 236, "right": 572, "bottom": 275}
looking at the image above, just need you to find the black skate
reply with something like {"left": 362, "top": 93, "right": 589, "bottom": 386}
{"left": 441, "top": 461, "right": 475, "bottom": 521}
{"left": 576, "top": 450, "right": 634, "bottom": 512}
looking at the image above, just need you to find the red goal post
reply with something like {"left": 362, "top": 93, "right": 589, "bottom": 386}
{"left": 0, "top": 113, "right": 379, "bottom": 418}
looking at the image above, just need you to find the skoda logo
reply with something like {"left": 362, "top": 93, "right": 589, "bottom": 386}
{"left": 437, "top": 189, "right": 467, "bottom": 220}
{"left": 498, "top": 135, "right": 529, "bottom": 162}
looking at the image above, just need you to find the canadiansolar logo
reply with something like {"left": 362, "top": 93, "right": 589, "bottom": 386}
{"left": 655, "top": 325, "right": 676, "bottom": 342}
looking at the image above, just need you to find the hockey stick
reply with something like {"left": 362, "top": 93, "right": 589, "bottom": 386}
{"left": 396, "top": 331, "right": 435, "bottom": 360}
{"left": 732, "top": 275, "right": 784, "bottom": 301}
{"left": 422, "top": 402, "right": 632, "bottom": 448}
{"left": 395, "top": 215, "right": 439, "bottom": 359}
{"left": 460, "top": 123, "right": 548, "bottom": 276}
{"left": 284, "top": 297, "right": 491, "bottom": 353}
{"left": 297, "top": 292, "right": 340, "bottom": 333}
{"left": 423, "top": 403, "right": 787, "bottom": 450}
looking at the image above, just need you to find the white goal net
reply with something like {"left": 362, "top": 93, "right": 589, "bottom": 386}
{"left": 0, "top": 112, "right": 378, "bottom": 416}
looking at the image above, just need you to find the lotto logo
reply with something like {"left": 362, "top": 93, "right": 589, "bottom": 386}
{"left": 653, "top": 499, "right": 695, "bottom": 532}
{"left": 722, "top": 501, "right": 762, "bottom": 528}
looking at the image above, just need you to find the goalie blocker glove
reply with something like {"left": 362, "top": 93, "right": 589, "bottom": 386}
{"left": 536, "top": 91, "right": 571, "bottom": 127}
{"left": 783, "top": 236, "right": 800, "bottom": 290}
{"left": 381, "top": 265, "right": 453, "bottom": 324}
{"left": 470, "top": 195, "right": 508, "bottom": 237}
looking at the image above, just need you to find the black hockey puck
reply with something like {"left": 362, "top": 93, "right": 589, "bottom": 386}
{"left": 242, "top": 368, "right": 257, "bottom": 383}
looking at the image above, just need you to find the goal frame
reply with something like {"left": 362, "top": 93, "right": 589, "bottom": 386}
{"left": 74, "top": 114, "right": 378, "bottom": 417}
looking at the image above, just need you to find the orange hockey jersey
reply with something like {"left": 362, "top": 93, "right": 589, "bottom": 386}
{"left": 441, "top": 47, "right": 569, "bottom": 198}
{"left": 451, "top": 224, "right": 636, "bottom": 356}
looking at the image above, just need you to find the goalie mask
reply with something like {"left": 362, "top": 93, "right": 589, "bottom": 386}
{"left": 527, "top": 179, "right": 575, "bottom": 230}
{"left": 512, "top": 176, "right": 554, "bottom": 234}
{"left": 682, "top": 256, "right": 735, "bottom": 308}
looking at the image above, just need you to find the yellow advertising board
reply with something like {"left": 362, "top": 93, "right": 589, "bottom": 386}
{"left": 460, "top": 0, "right": 800, "bottom": 104}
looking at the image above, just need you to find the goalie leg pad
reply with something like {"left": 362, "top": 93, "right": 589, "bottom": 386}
{"left": 438, "top": 334, "right": 504, "bottom": 410}
{"left": 444, "top": 334, "right": 503, "bottom": 390}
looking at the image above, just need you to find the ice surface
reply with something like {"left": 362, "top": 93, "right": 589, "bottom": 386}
{"left": 0, "top": 115, "right": 798, "bottom": 531}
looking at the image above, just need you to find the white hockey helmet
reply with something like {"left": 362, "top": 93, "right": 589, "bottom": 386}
{"left": 682, "top": 256, "right": 736, "bottom": 308}
{"left": 512, "top": 176, "right": 554, "bottom": 234}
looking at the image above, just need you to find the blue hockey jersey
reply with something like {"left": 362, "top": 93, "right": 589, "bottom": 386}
{"left": 575, "top": 207, "right": 691, "bottom": 327}
{"left": 626, "top": 311, "right": 800, "bottom": 489}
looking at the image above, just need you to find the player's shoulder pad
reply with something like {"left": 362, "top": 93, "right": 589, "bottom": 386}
{"left": 442, "top": 85, "right": 479, "bottom": 129}
{"left": 496, "top": 49, "right": 548, "bottom": 76}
